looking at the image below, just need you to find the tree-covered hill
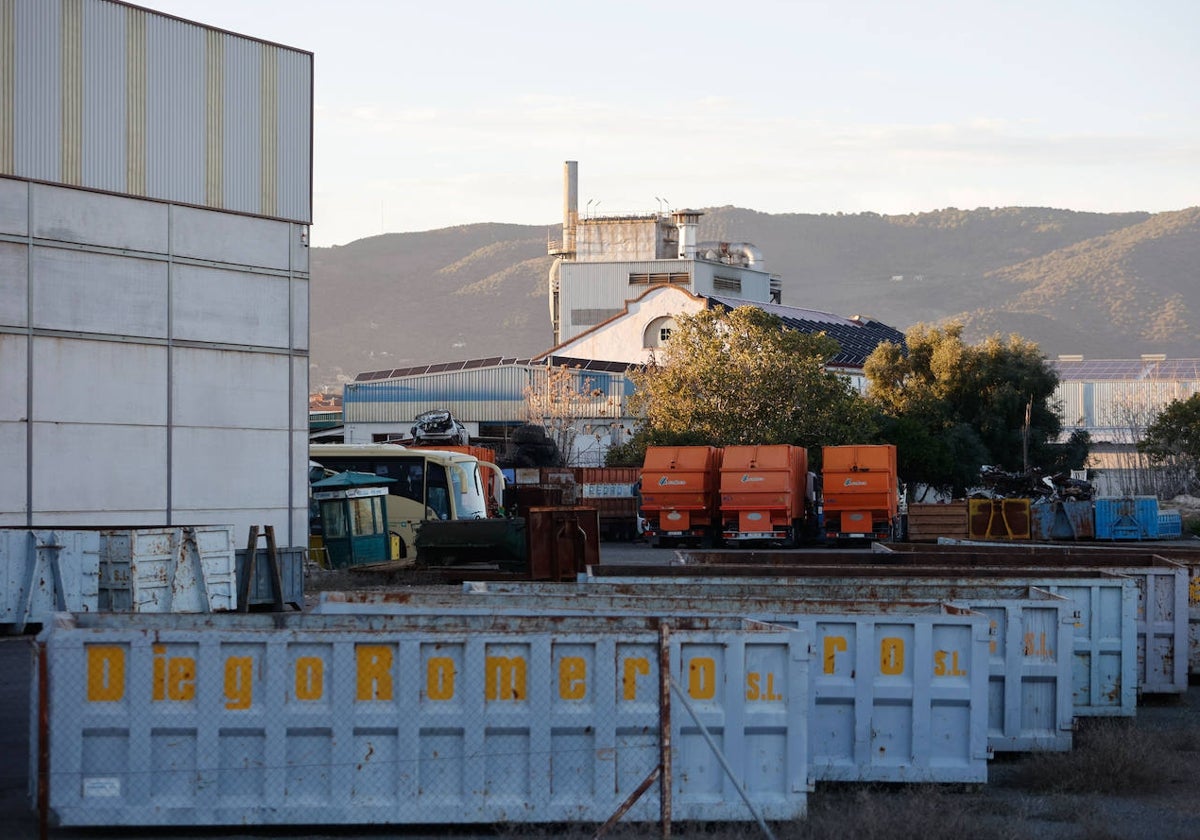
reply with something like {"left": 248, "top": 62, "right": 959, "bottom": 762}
{"left": 309, "top": 206, "right": 1198, "bottom": 389}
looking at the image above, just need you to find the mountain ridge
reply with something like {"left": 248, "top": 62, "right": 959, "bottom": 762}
{"left": 309, "top": 206, "right": 1200, "bottom": 389}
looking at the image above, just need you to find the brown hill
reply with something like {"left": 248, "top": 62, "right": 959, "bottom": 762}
{"left": 309, "top": 207, "right": 1198, "bottom": 389}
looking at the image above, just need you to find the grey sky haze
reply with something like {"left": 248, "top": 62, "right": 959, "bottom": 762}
{"left": 141, "top": 0, "right": 1198, "bottom": 247}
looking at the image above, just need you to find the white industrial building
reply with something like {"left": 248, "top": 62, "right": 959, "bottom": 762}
{"left": 1053, "top": 356, "right": 1200, "bottom": 497}
{"left": 339, "top": 162, "right": 904, "bottom": 462}
{"left": 1, "top": 1, "right": 312, "bottom": 546}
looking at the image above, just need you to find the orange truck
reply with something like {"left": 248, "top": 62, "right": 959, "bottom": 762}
{"left": 719, "top": 444, "right": 814, "bottom": 546}
{"left": 820, "top": 444, "right": 900, "bottom": 542}
{"left": 639, "top": 446, "right": 723, "bottom": 547}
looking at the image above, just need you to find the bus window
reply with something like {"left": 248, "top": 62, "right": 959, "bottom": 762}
{"left": 426, "top": 464, "right": 450, "bottom": 520}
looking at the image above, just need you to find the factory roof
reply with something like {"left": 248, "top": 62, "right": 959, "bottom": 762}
{"left": 1052, "top": 358, "right": 1200, "bottom": 382}
{"left": 705, "top": 295, "right": 907, "bottom": 367}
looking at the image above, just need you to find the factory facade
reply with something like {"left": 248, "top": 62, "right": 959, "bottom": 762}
{"left": 1, "top": 1, "right": 312, "bottom": 545}
{"left": 339, "top": 162, "right": 904, "bottom": 463}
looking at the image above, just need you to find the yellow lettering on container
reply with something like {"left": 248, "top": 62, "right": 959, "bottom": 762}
{"left": 559, "top": 656, "right": 586, "bottom": 700}
{"left": 86, "top": 645, "right": 125, "bottom": 702}
{"left": 152, "top": 646, "right": 195, "bottom": 702}
{"left": 427, "top": 657, "right": 455, "bottom": 701}
{"left": 688, "top": 657, "right": 716, "bottom": 700}
{"left": 485, "top": 656, "right": 527, "bottom": 701}
{"left": 622, "top": 657, "right": 649, "bottom": 700}
{"left": 880, "top": 638, "right": 905, "bottom": 676}
{"left": 823, "top": 636, "right": 848, "bottom": 674}
{"left": 356, "top": 645, "right": 394, "bottom": 701}
{"left": 224, "top": 656, "right": 253, "bottom": 710}
{"left": 295, "top": 657, "right": 323, "bottom": 700}
{"left": 746, "top": 672, "right": 781, "bottom": 701}
{"left": 934, "top": 650, "right": 969, "bottom": 677}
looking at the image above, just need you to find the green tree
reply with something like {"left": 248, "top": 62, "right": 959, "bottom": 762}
{"left": 864, "top": 323, "right": 1066, "bottom": 496}
{"left": 1138, "top": 393, "right": 1200, "bottom": 494}
{"left": 627, "top": 306, "right": 876, "bottom": 448}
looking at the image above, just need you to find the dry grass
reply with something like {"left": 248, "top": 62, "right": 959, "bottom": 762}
{"left": 1004, "top": 719, "right": 1186, "bottom": 795}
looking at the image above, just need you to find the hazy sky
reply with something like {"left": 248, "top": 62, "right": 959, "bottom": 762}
{"left": 142, "top": 0, "right": 1198, "bottom": 247}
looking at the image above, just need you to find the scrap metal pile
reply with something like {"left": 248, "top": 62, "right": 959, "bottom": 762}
{"left": 975, "top": 465, "right": 1094, "bottom": 501}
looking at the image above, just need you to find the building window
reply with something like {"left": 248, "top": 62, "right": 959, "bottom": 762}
{"left": 572, "top": 308, "right": 623, "bottom": 326}
{"left": 644, "top": 317, "right": 676, "bottom": 348}
{"left": 629, "top": 272, "right": 691, "bottom": 286}
{"left": 713, "top": 276, "right": 742, "bottom": 293}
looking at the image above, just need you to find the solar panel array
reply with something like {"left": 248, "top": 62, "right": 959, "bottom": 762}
{"left": 706, "top": 295, "right": 906, "bottom": 366}
{"left": 355, "top": 355, "right": 633, "bottom": 383}
{"left": 1053, "top": 358, "right": 1200, "bottom": 382}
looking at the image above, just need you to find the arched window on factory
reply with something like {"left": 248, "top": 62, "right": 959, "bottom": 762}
{"left": 643, "top": 316, "right": 676, "bottom": 349}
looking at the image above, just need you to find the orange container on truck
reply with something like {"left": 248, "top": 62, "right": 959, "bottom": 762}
{"left": 639, "top": 446, "right": 722, "bottom": 547}
{"left": 821, "top": 444, "right": 900, "bottom": 542}
{"left": 720, "top": 444, "right": 814, "bottom": 546}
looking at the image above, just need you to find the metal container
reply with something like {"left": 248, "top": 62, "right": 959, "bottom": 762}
{"left": 526, "top": 507, "right": 599, "bottom": 581}
{"left": 1095, "top": 497, "right": 1160, "bottom": 540}
{"left": 588, "top": 564, "right": 1139, "bottom": 718}
{"left": 1030, "top": 499, "right": 1096, "bottom": 540}
{"left": 33, "top": 611, "right": 808, "bottom": 827}
{"left": 234, "top": 547, "right": 305, "bottom": 609}
{"left": 573, "top": 467, "right": 639, "bottom": 541}
{"left": 968, "top": 499, "right": 1031, "bottom": 540}
{"left": 871, "top": 544, "right": 1189, "bottom": 696}
{"left": 0, "top": 529, "right": 100, "bottom": 631}
{"left": 100, "top": 526, "right": 237, "bottom": 612}
{"left": 427, "top": 580, "right": 1075, "bottom": 753}
{"left": 317, "top": 591, "right": 992, "bottom": 782}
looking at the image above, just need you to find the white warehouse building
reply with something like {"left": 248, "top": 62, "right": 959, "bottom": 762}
{"left": 0, "top": 1, "right": 312, "bottom": 546}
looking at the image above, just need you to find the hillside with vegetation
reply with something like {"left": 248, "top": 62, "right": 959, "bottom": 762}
{"left": 309, "top": 207, "right": 1200, "bottom": 389}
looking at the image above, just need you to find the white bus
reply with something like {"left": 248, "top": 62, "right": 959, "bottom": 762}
{"left": 309, "top": 443, "right": 504, "bottom": 560}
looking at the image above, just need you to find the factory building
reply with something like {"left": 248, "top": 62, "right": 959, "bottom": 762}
{"left": 1, "top": 1, "right": 312, "bottom": 545}
{"left": 548, "top": 161, "right": 781, "bottom": 345}
{"left": 1054, "top": 356, "right": 1200, "bottom": 497}
{"left": 339, "top": 162, "right": 904, "bottom": 462}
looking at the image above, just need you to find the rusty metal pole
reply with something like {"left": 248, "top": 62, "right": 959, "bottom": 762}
{"left": 37, "top": 641, "right": 49, "bottom": 840}
{"left": 658, "top": 621, "right": 672, "bottom": 839}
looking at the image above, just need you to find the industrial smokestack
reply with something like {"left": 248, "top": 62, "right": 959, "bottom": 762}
{"left": 563, "top": 161, "right": 578, "bottom": 255}
{"left": 672, "top": 209, "right": 703, "bottom": 259}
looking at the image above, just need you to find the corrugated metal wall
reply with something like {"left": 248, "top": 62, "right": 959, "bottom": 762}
{"left": 344, "top": 364, "right": 632, "bottom": 425}
{"left": 0, "top": 0, "right": 311, "bottom": 223}
{"left": 1056, "top": 378, "right": 1200, "bottom": 438}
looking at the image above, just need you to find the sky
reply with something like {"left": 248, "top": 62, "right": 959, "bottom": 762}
{"left": 141, "top": 0, "right": 1199, "bottom": 248}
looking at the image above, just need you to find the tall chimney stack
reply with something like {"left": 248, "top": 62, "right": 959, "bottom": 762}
{"left": 672, "top": 209, "right": 703, "bottom": 259}
{"left": 563, "top": 161, "right": 578, "bottom": 255}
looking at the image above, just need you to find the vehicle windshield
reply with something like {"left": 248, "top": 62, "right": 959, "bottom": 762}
{"left": 452, "top": 462, "right": 488, "bottom": 519}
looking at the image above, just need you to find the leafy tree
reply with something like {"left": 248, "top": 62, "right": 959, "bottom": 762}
{"left": 864, "top": 323, "right": 1067, "bottom": 496}
{"left": 627, "top": 306, "right": 876, "bottom": 448}
{"left": 1138, "top": 393, "right": 1200, "bottom": 494}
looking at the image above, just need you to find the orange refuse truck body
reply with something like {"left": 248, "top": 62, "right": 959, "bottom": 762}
{"left": 639, "top": 445, "right": 723, "bottom": 546}
{"left": 821, "top": 444, "right": 900, "bottom": 542}
{"left": 719, "top": 444, "right": 813, "bottom": 545}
